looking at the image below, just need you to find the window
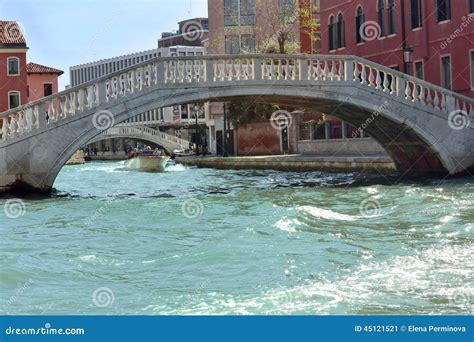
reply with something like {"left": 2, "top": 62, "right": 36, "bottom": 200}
{"left": 7, "top": 57, "right": 19, "bottom": 76}
{"left": 225, "top": 35, "right": 241, "bottom": 54}
{"left": 8, "top": 91, "right": 20, "bottom": 109}
{"left": 240, "top": 0, "right": 255, "bottom": 25}
{"left": 414, "top": 61, "right": 424, "bottom": 79}
{"left": 299, "top": 122, "right": 311, "bottom": 140}
{"left": 410, "top": 0, "right": 422, "bottom": 29}
{"left": 44, "top": 83, "right": 53, "bottom": 97}
{"left": 279, "top": 0, "right": 294, "bottom": 22}
{"left": 388, "top": 0, "right": 396, "bottom": 34}
{"left": 224, "top": 0, "right": 254, "bottom": 26}
{"left": 471, "top": 0, "right": 474, "bottom": 13}
{"left": 313, "top": 122, "right": 326, "bottom": 140}
{"left": 436, "top": 0, "right": 451, "bottom": 22}
{"left": 240, "top": 34, "right": 255, "bottom": 52}
{"left": 336, "top": 13, "right": 345, "bottom": 48}
{"left": 470, "top": 51, "right": 474, "bottom": 89}
{"left": 328, "top": 16, "right": 336, "bottom": 50}
{"left": 224, "top": 0, "right": 238, "bottom": 26}
{"left": 441, "top": 56, "right": 452, "bottom": 90}
{"left": 377, "top": 0, "right": 386, "bottom": 37}
{"left": 355, "top": 6, "right": 365, "bottom": 44}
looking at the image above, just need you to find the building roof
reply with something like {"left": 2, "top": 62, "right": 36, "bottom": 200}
{"left": 0, "top": 21, "right": 27, "bottom": 46}
{"left": 26, "top": 62, "right": 64, "bottom": 75}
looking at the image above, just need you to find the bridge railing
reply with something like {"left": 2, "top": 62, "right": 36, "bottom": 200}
{"left": 1, "top": 54, "right": 473, "bottom": 144}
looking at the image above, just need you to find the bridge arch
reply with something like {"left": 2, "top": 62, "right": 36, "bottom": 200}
{"left": 87, "top": 126, "right": 190, "bottom": 156}
{"left": 1, "top": 54, "right": 472, "bottom": 192}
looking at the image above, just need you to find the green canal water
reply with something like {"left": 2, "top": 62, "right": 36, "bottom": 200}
{"left": 0, "top": 161, "right": 473, "bottom": 315}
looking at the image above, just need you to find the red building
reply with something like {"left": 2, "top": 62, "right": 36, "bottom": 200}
{"left": 0, "top": 21, "right": 63, "bottom": 114}
{"left": 0, "top": 21, "right": 28, "bottom": 113}
{"left": 317, "top": 0, "right": 474, "bottom": 98}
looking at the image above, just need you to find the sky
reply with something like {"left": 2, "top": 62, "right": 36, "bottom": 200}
{"left": 1, "top": 0, "right": 208, "bottom": 90}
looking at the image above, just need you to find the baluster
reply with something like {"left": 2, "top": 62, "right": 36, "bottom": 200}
{"left": 47, "top": 101, "right": 56, "bottom": 122}
{"left": 9, "top": 115, "right": 17, "bottom": 138}
{"left": 25, "top": 107, "right": 33, "bottom": 132}
{"left": 440, "top": 94, "right": 447, "bottom": 112}
{"left": 368, "top": 68, "right": 375, "bottom": 87}
{"left": 1, "top": 116, "right": 9, "bottom": 141}
{"left": 433, "top": 91, "right": 440, "bottom": 110}
{"left": 404, "top": 81, "right": 411, "bottom": 100}
{"left": 87, "top": 85, "right": 95, "bottom": 108}
{"left": 375, "top": 69, "right": 381, "bottom": 89}
{"left": 330, "top": 60, "right": 336, "bottom": 81}
{"left": 16, "top": 111, "right": 24, "bottom": 135}
{"left": 353, "top": 62, "right": 360, "bottom": 83}
{"left": 360, "top": 64, "right": 367, "bottom": 85}
{"left": 78, "top": 89, "right": 86, "bottom": 111}
{"left": 418, "top": 86, "right": 425, "bottom": 104}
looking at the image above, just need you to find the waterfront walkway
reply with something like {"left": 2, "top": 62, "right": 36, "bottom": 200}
{"left": 176, "top": 154, "right": 396, "bottom": 173}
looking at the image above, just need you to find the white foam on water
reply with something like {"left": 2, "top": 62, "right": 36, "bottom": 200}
{"left": 165, "top": 163, "right": 188, "bottom": 172}
{"left": 298, "top": 206, "right": 358, "bottom": 221}
{"left": 142, "top": 243, "right": 473, "bottom": 315}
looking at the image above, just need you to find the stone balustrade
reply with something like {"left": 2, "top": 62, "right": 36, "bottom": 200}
{"left": 1, "top": 54, "right": 472, "bottom": 145}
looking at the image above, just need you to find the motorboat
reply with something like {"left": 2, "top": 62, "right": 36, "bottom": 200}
{"left": 124, "top": 150, "right": 170, "bottom": 172}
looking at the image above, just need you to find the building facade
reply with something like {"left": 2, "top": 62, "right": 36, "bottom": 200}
{"left": 207, "top": 0, "right": 385, "bottom": 157}
{"left": 0, "top": 21, "right": 28, "bottom": 113}
{"left": 26, "top": 62, "right": 63, "bottom": 102}
{"left": 319, "top": 0, "right": 474, "bottom": 98}
{"left": 159, "top": 18, "right": 209, "bottom": 48}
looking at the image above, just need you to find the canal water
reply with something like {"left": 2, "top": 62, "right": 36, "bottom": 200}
{"left": 0, "top": 161, "right": 472, "bottom": 315}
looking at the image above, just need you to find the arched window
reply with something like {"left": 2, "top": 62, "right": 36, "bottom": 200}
{"left": 8, "top": 91, "right": 20, "bottom": 109}
{"left": 328, "top": 15, "right": 335, "bottom": 50}
{"left": 355, "top": 6, "right": 365, "bottom": 43}
{"left": 388, "top": 0, "right": 396, "bottom": 34}
{"left": 337, "top": 13, "right": 345, "bottom": 48}
{"left": 7, "top": 57, "right": 20, "bottom": 76}
{"left": 377, "top": 0, "right": 386, "bottom": 37}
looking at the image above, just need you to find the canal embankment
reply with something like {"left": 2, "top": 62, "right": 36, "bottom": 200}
{"left": 176, "top": 154, "right": 396, "bottom": 173}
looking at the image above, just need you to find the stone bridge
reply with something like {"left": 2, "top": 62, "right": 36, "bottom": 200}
{"left": 88, "top": 126, "right": 190, "bottom": 155}
{"left": 0, "top": 54, "right": 473, "bottom": 192}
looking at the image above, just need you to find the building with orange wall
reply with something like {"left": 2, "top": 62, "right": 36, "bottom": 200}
{"left": 26, "top": 63, "right": 63, "bottom": 102}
